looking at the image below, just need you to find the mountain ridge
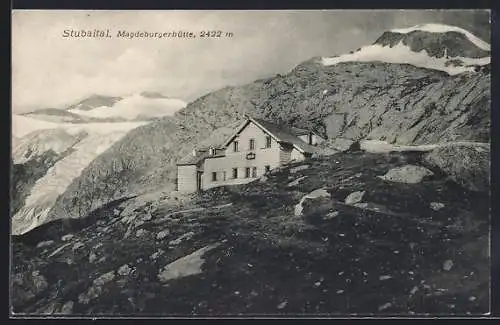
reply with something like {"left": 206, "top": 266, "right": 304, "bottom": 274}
{"left": 20, "top": 92, "right": 188, "bottom": 124}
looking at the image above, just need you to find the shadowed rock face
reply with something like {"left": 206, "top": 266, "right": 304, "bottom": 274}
{"left": 374, "top": 31, "right": 490, "bottom": 59}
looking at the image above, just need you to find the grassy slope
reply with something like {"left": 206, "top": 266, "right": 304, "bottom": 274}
{"left": 12, "top": 150, "right": 489, "bottom": 316}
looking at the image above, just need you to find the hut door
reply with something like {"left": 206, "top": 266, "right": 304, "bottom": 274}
{"left": 196, "top": 171, "right": 203, "bottom": 191}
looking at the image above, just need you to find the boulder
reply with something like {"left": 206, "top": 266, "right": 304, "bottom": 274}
{"left": 430, "top": 202, "right": 445, "bottom": 211}
{"left": 345, "top": 191, "right": 365, "bottom": 205}
{"left": 156, "top": 230, "right": 170, "bottom": 240}
{"left": 295, "top": 188, "right": 330, "bottom": 216}
{"left": 118, "top": 264, "right": 132, "bottom": 276}
{"left": 158, "top": 244, "right": 218, "bottom": 283}
{"left": 378, "top": 165, "right": 433, "bottom": 184}
{"left": 36, "top": 240, "right": 54, "bottom": 249}
{"left": 61, "top": 234, "right": 74, "bottom": 242}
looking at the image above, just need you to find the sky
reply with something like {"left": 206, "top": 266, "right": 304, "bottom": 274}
{"left": 11, "top": 9, "right": 490, "bottom": 113}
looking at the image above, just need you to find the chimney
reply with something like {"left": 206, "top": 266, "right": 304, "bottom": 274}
{"left": 209, "top": 147, "right": 215, "bottom": 156}
{"left": 192, "top": 148, "right": 197, "bottom": 156}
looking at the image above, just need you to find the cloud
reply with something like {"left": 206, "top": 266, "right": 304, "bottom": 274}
{"left": 12, "top": 10, "right": 490, "bottom": 113}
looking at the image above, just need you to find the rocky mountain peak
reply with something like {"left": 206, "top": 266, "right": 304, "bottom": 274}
{"left": 321, "top": 24, "right": 490, "bottom": 76}
{"left": 374, "top": 23, "right": 490, "bottom": 59}
{"left": 66, "top": 94, "right": 123, "bottom": 111}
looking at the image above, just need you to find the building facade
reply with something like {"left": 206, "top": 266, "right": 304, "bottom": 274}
{"left": 176, "top": 116, "right": 324, "bottom": 193}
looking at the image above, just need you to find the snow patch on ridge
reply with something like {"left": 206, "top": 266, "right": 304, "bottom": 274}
{"left": 360, "top": 139, "right": 489, "bottom": 153}
{"left": 390, "top": 23, "right": 490, "bottom": 51}
{"left": 321, "top": 42, "right": 490, "bottom": 75}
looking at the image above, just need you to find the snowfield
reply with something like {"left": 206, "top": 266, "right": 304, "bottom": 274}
{"left": 12, "top": 115, "right": 147, "bottom": 138}
{"left": 360, "top": 139, "right": 489, "bottom": 153}
{"left": 12, "top": 115, "right": 62, "bottom": 138}
{"left": 390, "top": 23, "right": 491, "bottom": 51}
{"left": 321, "top": 42, "right": 490, "bottom": 75}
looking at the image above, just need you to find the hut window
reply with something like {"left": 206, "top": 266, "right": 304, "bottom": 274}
{"left": 249, "top": 139, "right": 255, "bottom": 150}
{"left": 232, "top": 168, "right": 238, "bottom": 179}
{"left": 211, "top": 172, "right": 217, "bottom": 182}
{"left": 265, "top": 136, "right": 272, "bottom": 148}
{"left": 233, "top": 141, "right": 239, "bottom": 152}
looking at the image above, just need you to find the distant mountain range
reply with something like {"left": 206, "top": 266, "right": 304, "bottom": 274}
{"left": 20, "top": 93, "right": 187, "bottom": 124}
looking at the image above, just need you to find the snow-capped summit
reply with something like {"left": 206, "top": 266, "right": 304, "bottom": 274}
{"left": 375, "top": 23, "right": 490, "bottom": 59}
{"left": 322, "top": 23, "right": 490, "bottom": 75}
{"left": 390, "top": 23, "right": 490, "bottom": 51}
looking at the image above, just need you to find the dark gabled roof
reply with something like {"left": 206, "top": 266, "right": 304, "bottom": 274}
{"left": 254, "top": 118, "right": 318, "bottom": 153}
{"left": 289, "top": 126, "right": 311, "bottom": 136}
{"left": 179, "top": 117, "right": 320, "bottom": 166}
{"left": 225, "top": 117, "right": 319, "bottom": 154}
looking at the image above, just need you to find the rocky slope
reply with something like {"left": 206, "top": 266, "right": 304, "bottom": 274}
{"left": 47, "top": 62, "right": 490, "bottom": 227}
{"left": 11, "top": 149, "right": 490, "bottom": 315}
{"left": 13, "top": 24, "right": 491, "bottom": 235}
